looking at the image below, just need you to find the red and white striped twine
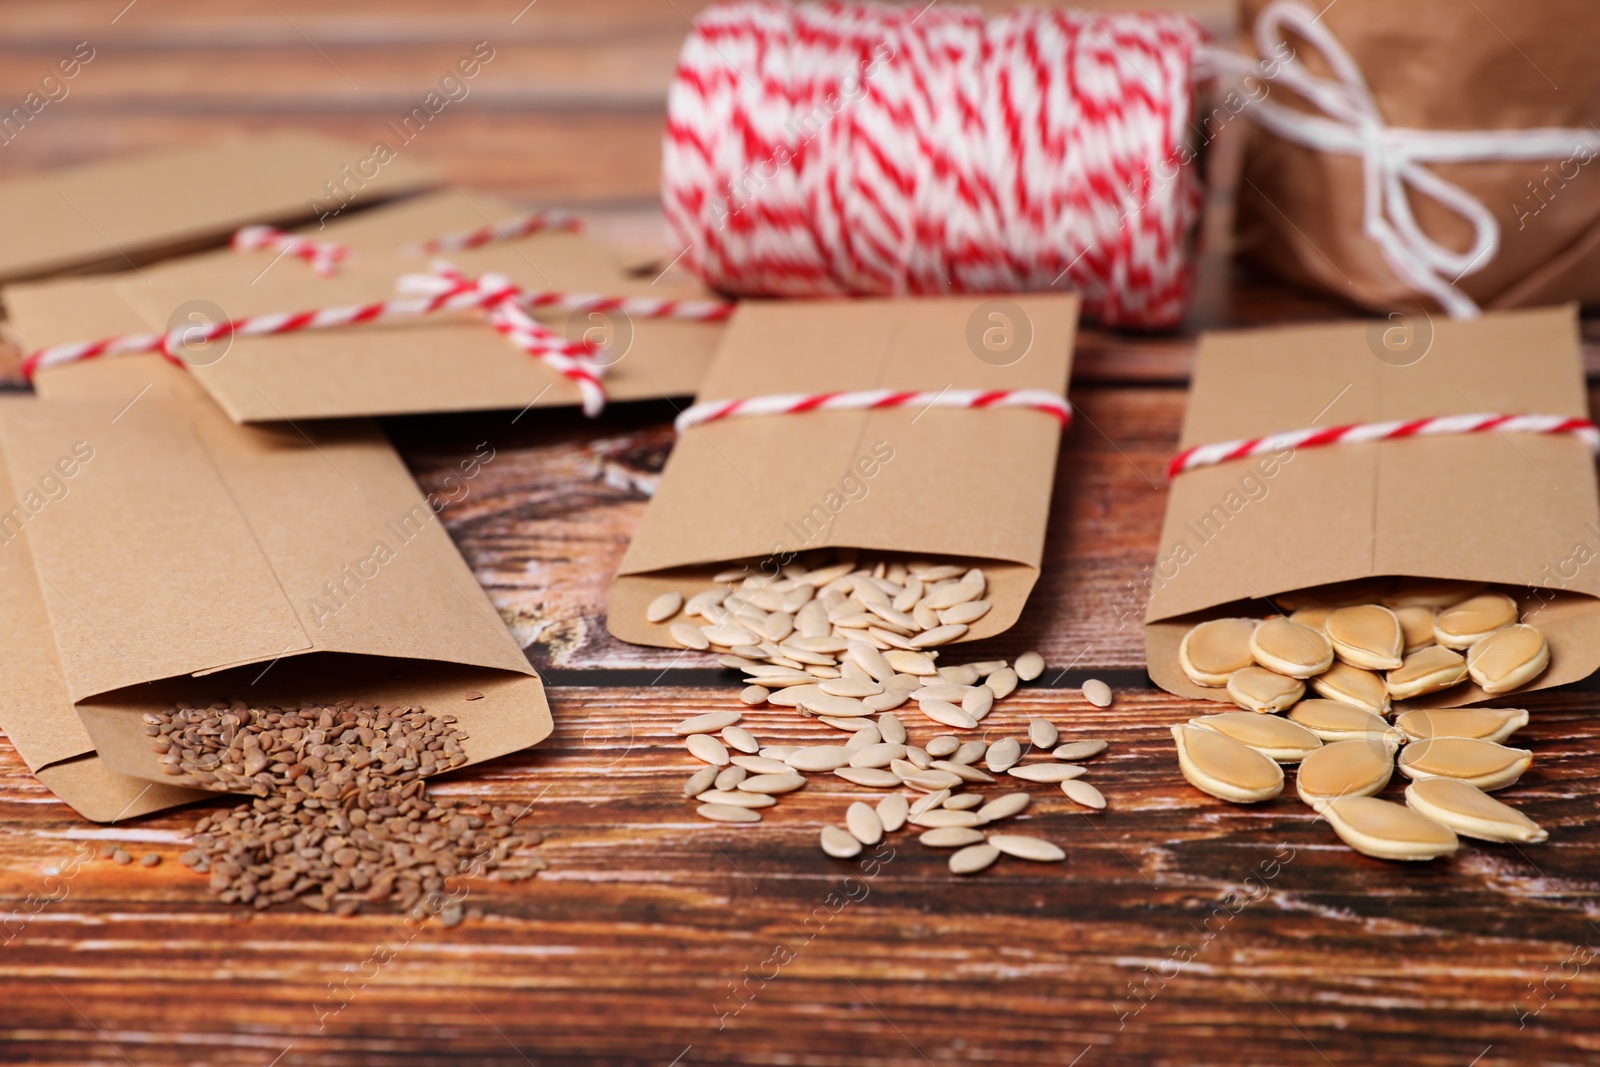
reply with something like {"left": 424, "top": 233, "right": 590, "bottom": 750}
{"left": 674, "top": 387, "right": 1071, "bottom": 432}
{"left": 664, "top": 1, "right": 1204, "bottom": 328}
{"left": 1167, "top": 413, "right": 1600, "bottom": 480}
{"left": 400, "top": 210, "right": 582, "bottom": 256}
{"left": 231, "top": 225, "right": 351, "bottom": 276}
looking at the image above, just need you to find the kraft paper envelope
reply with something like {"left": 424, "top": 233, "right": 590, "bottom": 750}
{"left": 0, "top": 131, "right": 436, "bottom": 284}
{"left": 1145, "top": 304, "right": 1600, "bottom": 707}
{"left": 609, "top": 295, "right": 1078, "bottom": 648}
{"left": 0, "top": 357, "right": 551, "bottom": 815}
{"left": 5, "top": 189, "right": 725, "bottom": 422}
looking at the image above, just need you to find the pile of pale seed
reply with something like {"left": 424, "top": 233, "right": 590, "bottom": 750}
{"left": 146, "top": 702, "right": 544, "bottom": 918}
{"left": 1172, "top": 578, "right": 1547, "bottom": 861}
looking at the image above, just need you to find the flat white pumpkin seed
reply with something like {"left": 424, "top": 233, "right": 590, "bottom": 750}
{"left": 1325, "top": 604, "right": 1404, "bottom": 670}
{"left": 940, "top": 600, "right": 992, "bottom": 626}
{"left": 673, "top": 710, "right": 742, "bottom": 735}
{"left": 739, "top": 685, "right": 771, "bottom": 705}
{"left": 1466, "top": 624, "right": 1548, "bottom": 695}
{"left": 909, "top": 789, "right": 951, "bottom": 817}
{"left": 952, "top": 740, "right": 988, "bottom": 765}
{"left": 943, "top": 793, "right": 984, "bottom": 811}
{"left": 986, "top": 666, "right": 1019, "bottom": 700}
{"left": 697, "top": 803, "right": 761, "bottom": 823}
{"left": 920, "top": 826, "right": 986, "bottom": 848}
{"left": 878, "top": 713, "right": 907, "bottom": 745}
{"left": 703, "top": 624, "right": 759, "bottom": 647}
{"left": 763, "top": 613, "right": 796, "bottom": 643}
{"left": 821, "top": 678, "right": 883, "bottom": 698}
{"left": 1226, "top": 666, "right": 1305, "bottom": 714}
{"left": 1178, "top": 618, "right": 1258, "bottom": 686}
{"left": 1081, "top": 678, "right": 1114, "bottom": 707}
{"left": 888, "top": 759, "right": 921, "bottom": 779}
{"left": 1397, "top": 737, "right": 1532, "bottom": 791}
{"left": 1404, "top": 777, "right": 1547, "bottom": 843}
{"left": 987, "top": 834, "right": 1065, "bottom": 862}
{"left": 1028, "top": 718, "right": 1059, "bottom": 749}
{"left": 722, "top": 726, "right": 760, "bottom": 754}
{"left": 884, "top": 650, "right": 938, "bottom": 676}
{"left": 1395, "top": 605, "right": 1437, "bottom": 654}
{"left": 686, "top": 734, "right": 730, "bottom": 766}
{"left": 821, "top": 825, "right": 863, "bottom": 858}
{"left": 1287, "top": 699, "right": 1402, "bottom": 743}
{"left": 671, "top": 621, "right": 711, "bottom": 650}
{"left": 846, "top": 801, "right": 885, "bottom": 846}
{"left": 697, "top": 789, "right": 774, "bottom": 809}
{"left": 844, "top": 725, "right": 883, "bottom": 751}
{"left": 910, "top": 624, "right": 967, "bottom": 648}
{"left": 715, "top": 765, "right": 747, "bottom": 791}
{"left": 731, "top": 755, "right": 791, "bottom": 775}
{"left": 647, "top": 591, "right": 684, "bottom": 623}
{"left": 847, "top": 640, "right": 897, "bottom": 684}
{"left": 918, "top": 699, "right": 978, "bottom": 730}
{"left": 926, "top": 735, "right": 960, "bottom": 758}
{"left": 834, "top": 767, "right": 903, "bottom": 788}
{"left": 1052, "top": 740, "right": 1109, "bottom": 761}
{"left": 821, "top": 715, "right": 877, "bottom": 733}
{"left": 904, "top": 770, "right": 964, "bottom": 792}
{"left": 986, "top": 737, "right": 1023, "bottom": 772}
{"left": 1393, "top": 707, "right": 1528, "bottom": 745}
{"left": 1321, "top": 795, "right": 1457, "bottom": 861}
{"left": 1014, "top": 651, "right": 1045, "bottom": 681}
{"left": 785, "top": 746, "right": 852, "bottom": 772}
{"left": 1249, "top": 617, "right": 1334, "bottom": 678}
{"left": 1386, "top": 645, "right": 1469, "bottom": 699}
{"left": 908, "top": 808, "right": 982, "bottom": 829}
{"left": 930, "top": 759, "right": 994, "bottom": 784}
{"left": 1060, "top": 780, "right": 1107, "bottom": 810}
{"left": 849, "top": 743, "right": 908, "bottom": 769}
{"left": 863, "top": 690, "right": 911, "bottom": 712}
{"left": 877, "top": 793, "right": 909, "bottom": 833}
{"left": 684, "top": 765, "right": 718, "bottom": 797}
{"left": 1308, "top": 661, "right": 1391, "bottom": 714}
{"left": 798, "top": 693, "right": 874, "bottom": 718}
{"left": 1008, "top": 763, "right": 1086, "bottom": 783}
{"left": 1434, "top": 592, "right": 1519, "bottom": 649}
{"left": 976, "top": 792, "right": 1030, "bottom": 822}
{"left": 949, "top": 843, "right": 1001, "bottom": 874}
{"left": 938, "top": 665, "right": 981, "bottom": 686}
{"left": 962, "top": 686, "right": 995, "bottom": 720}
{"left": 1187, "top": 712, "right": 1322, "bottom": 763}
{"left": 913, "top": 683, "right": 974, "bottom": 703}
{"left": 1171, "top": 724, "right": 1284, "bottom": 803}
{"left": 737, "top": 773, "right": 807, "bottom": 794}
{"left": 1294, "top": 738, "right": 1398, "bottom": 810}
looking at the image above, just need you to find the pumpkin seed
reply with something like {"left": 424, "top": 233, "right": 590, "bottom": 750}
{"left": 647, "top": 591, "right": 683, "bottom": 623}
{"left": 948, "top": 843, "right": 1001, "bottom": 874}
{"left": 821, "top": 715, "right": 876, "bottom": 733}
{"left": 1060, "top": 780, "right": 1106, "bottom": 810}
{"left": 697, "top": 803, "right": 761, "bottom": 823}
{"left": 1308, "top": 661, "right": 1390, "bottom": 714}
{"left": 673, "top": 711, "right": 742, "bottom": 736}
{"left": 987, "top": 834, "right": 1065, "bottom": 862}
{"left": 1396, "top": 737, "right": 1532, "bottom": 791}
{"left": 877, "top": 793, "right": 909, "bottom": 833}
{"left": 930, "top": 759, "right": 994, "bottom": 784}
{"left": 908, "top": 808, "right": 983, "bottom": 828}
{"left": 722, "top": 726, "right": 760, "bottom": 754}
{"left": 952, "top": 740, "right": 988, "bottom": 765}
{"left": 926, "top": 735, "right": 960, "bottom": 758}
{"left": 1385, "top": 645, "right": 1468, "bottom": 699}
{"left": 1404, "top": 777, "right": 1547, "bottom": 843}
{"left": 943, "top": 793, "right": 984, "bottom": 811}
{"left": 684, "top": 765, "right": 718, "bottom": 797}
{"left": 731, "top": 755, "right": 791, "bottom": 775}
{"left": 1287, "top": 699, "right": 1400, "bottom": 743}
{"left": 1295, "top": 738, "right": 1398, "bottom": 810}
{"left": 1171, "top": 724, "right": 1284, "bottom": 803}
{"left": 1014, "top": 651, "right": 1045, "bottom": 681}
{"left": 1008, "top": 763, "right": 1086, "bottom": 783}
{"left": 1051, "top": 740, "right": 1108, "bottom": 761}
{"left": 834, "top": 767, "right": 903, "bottom": 788}
{"left": 1321, "top": 795, "right": 1457, "bottom": 861}
{"left": 1188, "top": 712, "right": 1322, "bottom": 763}
{"left": 986, "top": 666, "right": 1019, "bottom": 700}
{"left": 844, "top": 725, "right": 883, "bottom": 751}
{"left": 878, "top": 713, "right": 907, "bottom": 745}
{"left": 1249, "top": 617, "right": 1334, "bottom": 678}
{"left": 820, "top": 825, "right": 863, "bottom": 858}
{"left": 1226, "top": 666, "right": 1305, "bottom": 714}
{"left": 739, "top": 685, "right": 771, "bottom": 705}
{"left": 737, "top": 773, "right": 808, "bottom": 794}
{"left": 715, "top": 765, "right": 748, "bottom": 791}
{"left": 686, "top": 734, "right": 730, "bottom": 766}
{"left": 1081, "top": 679, "right": 1114, "bottom": 707}
{"left": 1381, "top": 578, "right": 1483, "bottom": 609}
{"left": 1325, "top": 604, "right": 1404, "bottom": 670}
{"left": 671, "top": 622, "right": 711, "bottom": 650}
{"left": 962, "top": 686, "right": 995, "bottom": 720}
{"left": 1028, "top": 718, "right": 1059, "bottom": 749}
{"left": 697, "top": 789, "right": 774, "bottom": 809}
{"left": 1395, "top": 605, "right": 1437, "bottom": 654}
{"left": 985, "top": 737, "right": 1023, "bottom": 772}
{"left": 975, "top": 792, "right": 1030, "bottom": 822}
{"left": 1434, "top": 592, "right": 1519, "bottom": 649}
{"left": 1465, "top": 624, "right": 1548, "bottom": 695}
{"left": 909, "top": 789, "right": 951, "bottom": 817}
{"left": 846, "top": 802, "right": 884, "bottom": 845}
{"left": 849, "top": 743, "right": 908, "bottom": 769}
{"left": 918, "top": 699, "right": 977, "bottom": 730}
{"left": 920, "top": 826, "right": 986, "bottom": 848}
{"left": 785, "top": 747, "right": 852, "bottom": 772}
{"left": 1393, "top": 707, "right": 1528, "bottom": 745}
{"left": 1178, "top": 618, "right": 1258, "bottom": 686}
{"left": 884, "top": 650, "right": 938, "bottom": 676}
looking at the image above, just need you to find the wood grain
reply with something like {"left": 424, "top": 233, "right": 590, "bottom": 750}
{"left": 1, "top": 0, "right": 1600, "bottom": 1064}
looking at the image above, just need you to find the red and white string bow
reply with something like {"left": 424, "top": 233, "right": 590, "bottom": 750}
{"left": 231, "top": 225, "right": 351, "bottom": 277}
{"left": 664, "top": 1, "right": 1204, "bottom": 328}
{"left": 675, "top": 388, "right": 1072, "bottom": 432}
{"left": 1167, "top": 413, "right": 1600, "bottom": 480}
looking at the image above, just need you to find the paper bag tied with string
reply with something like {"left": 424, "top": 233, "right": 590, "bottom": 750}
{"left": 609, "top": 295, "right": 1078, "bottom": 648}
{"left": 0, "top": 357, "right": 551, "bottom": 819}
{"left": 1144, "top": 305, "right": 1600, "bottom": 708}
{"left": 0, "top": 131, "right": 436, "bottom": 285}
{"left": 3, "top": 190, "right": 726, "bottom": 422}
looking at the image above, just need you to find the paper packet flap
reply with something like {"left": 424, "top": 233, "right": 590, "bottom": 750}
{"left": 609, "top": 295, "right": 1076, "bottom": 646}
{"left": 1145, "top": 305, "right": 1600, "bottom": 625}
{"left": 0, "top": 132, "right": 437, "bottom": 284}
{"left": 0, "top": 375, "right": 533, "bottom": 701}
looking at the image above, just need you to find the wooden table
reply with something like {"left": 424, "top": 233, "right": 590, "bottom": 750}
{"left": 2, "top": 3, "right": 1599, "bottom": 1065}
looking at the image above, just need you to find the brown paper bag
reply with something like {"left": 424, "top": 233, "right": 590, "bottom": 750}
{"left": 1236, "top": 0, "right": 1600, "bottom": 313}
{"left": 0, "top": 132, "right": 437, "bottom": 284}
{"left": 4, "top": 190, "right": 725, "bottom": 422}
{"left": 609, "top": 295, "right": 1078, "bottom": 648}
{"left": 0, "top": 357, "right": 551, "bottom": 816}
{"left": 1144, "top": 304, "right": 1600, "bottom": 708}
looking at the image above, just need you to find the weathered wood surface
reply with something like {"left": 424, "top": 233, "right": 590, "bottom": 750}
{"left": 1, "top": 1, "right": 1599, "bottom": 1065}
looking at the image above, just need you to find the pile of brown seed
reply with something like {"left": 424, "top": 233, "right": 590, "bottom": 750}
{"left": 1172, "top": 578, "right": 1548, "bottom": 861}
{"left": 145, "top": 701, "right": 543, "bottom": 918}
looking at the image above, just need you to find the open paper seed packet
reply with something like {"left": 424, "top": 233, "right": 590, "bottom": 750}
{"left": 1145, "top": 304, "right": 1600, "bottom": 707}
{"left": 4, "top": 188, "right": 727, "bottom": 422}
{"left": 609, "top": 294, "right": 1079, "bottom": 647}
